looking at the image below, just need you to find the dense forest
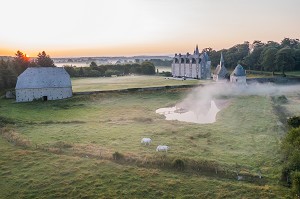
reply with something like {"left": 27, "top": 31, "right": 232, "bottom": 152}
{"left": 208, "top": 38, "right": 300, "bottom": 73}
{"left": 1, "top": 37, "right": 300, "bottom": 92}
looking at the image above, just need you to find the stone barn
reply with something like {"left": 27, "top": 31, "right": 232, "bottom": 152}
{"left": 15, "top": 67, "right": 72, "bottom": 102}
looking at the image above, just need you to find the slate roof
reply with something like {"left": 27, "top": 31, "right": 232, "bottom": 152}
{"left": 231, "top": 64, "right": 246, "bottom": 76}
{"left": 213, "top": 53, "right": 228, "bottom": 76}
{"left": 16, "top": 67, "right": 72, "bottom": 89}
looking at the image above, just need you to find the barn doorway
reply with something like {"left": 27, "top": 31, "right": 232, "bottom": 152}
{"left": 43, "top": 96, "right": 48, "bottom": 101}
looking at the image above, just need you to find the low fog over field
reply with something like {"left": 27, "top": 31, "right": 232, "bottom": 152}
{"left": 157, "top": 82, "right": 300, "bottom": 124}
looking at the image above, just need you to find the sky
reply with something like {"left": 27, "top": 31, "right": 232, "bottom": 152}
{"left": 0, "top": 0, "right": 300, "bottom": 57}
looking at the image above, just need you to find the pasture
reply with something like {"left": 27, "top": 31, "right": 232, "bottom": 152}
{"left": 1, "top": 81, "right": 298, "bottom": 198}
{"left": 71, "top": 75, "right": 205, "bottom": 92}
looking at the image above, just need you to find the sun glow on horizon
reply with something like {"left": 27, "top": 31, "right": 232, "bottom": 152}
{"left": 0, "top": 0, "right": 300, "bottom": 57}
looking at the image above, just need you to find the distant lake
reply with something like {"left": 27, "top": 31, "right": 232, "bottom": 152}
{"left": 55, "top": 62, "right": 90, "bottom": 67}
{"left": 54, "top": 62, "right": 171, "bottom": 72}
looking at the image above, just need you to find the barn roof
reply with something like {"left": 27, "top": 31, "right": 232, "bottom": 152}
{"left": 16, "top": 67, "right": 72, "bottom": 89}
{"left": 231, "top": 64, "right": 246, "bottom": 76}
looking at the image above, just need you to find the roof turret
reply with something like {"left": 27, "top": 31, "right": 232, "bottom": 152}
{"left": 194, "top": 44, "right": 200, "bottom": 55}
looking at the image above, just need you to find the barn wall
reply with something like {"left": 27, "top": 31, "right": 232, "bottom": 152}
{"left": 16, "top": 87, "right": 72, "bottom": 102}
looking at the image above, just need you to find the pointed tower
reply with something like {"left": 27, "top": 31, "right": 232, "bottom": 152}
{"left": 220, "top": 52, "right": 224, "bottom": 67}
{"left": 195, "top": 45, "right": 200, "bottom": 55}
{"left": 213, "top": 52, "right": 228, "bottom": 81}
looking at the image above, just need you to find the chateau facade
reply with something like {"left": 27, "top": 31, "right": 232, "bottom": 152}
{"left": 171, "top": 45, "right": 211, "bottom": 79}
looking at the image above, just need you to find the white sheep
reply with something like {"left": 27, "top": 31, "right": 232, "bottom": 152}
{"left": 141, "top": 138, "right": 152, "bottom": 145}
{"left": 156, "top": 145, "right": 169, "bottom": 152}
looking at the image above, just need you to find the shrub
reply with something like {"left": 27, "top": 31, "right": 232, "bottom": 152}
{"left": 291, "top": 171, "right": 300, "bottom": 198}
{"left": 287, "top": 116, "right": 300, "bottom": 128}
{"left": 272, "top": 95, "right": 288, "bottom": 104}
{"left": 112, "top": 151, "right": 124, "bottom": 161}
{"left": 0, "top": 116, "right": 16, "bottom": 127}
{"left": 105, "top": 70, "right": 120, "bottom": 77}
{"left": 163, "top": 71, "right": 172, "bottom": 77}
{"left": 172, "top": 159, "right": 185, "bottom": 171}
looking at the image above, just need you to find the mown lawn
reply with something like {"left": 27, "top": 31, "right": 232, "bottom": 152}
{"left": 71, "top": 75, "right": 206, "bottom": 92}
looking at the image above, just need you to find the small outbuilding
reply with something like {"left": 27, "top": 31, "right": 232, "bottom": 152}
{"left": 213, "top": 52, "right": 229, "bottom": 82}
{"left": 230, "top": 64, "right": 246, "bottom": 84}
{"left": 15, "top": 67, "right": 72, "bottom": 102}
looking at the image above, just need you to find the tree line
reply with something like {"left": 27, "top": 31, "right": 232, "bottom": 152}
{"left": 0, "top": 51, "right": 54, "bottom": 91}
{"left": 207, "top": 38, "right": 300, "bottom": 74}
{"left": 1, "top": 37, "right": 300, "bottom": 91}
{"left": 0, "top": 50, "right": 156, "bottom": 91}
{"left": 146, "top": 59, "right": 172, "bottom": 66}
{"left": 64, "top": 61, "right": 155, "bottom": 78}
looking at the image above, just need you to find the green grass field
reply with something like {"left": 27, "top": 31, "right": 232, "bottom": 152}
{"left": 1, "top": 81, "right": 299, "bottom": 198}
{"left": 246, "top": 70, "right": 300, "bottom": 78}
{"left": 285, "top": 71, "right": 300, "bottom": 77}
{"left": 71, "top": 76, "right": 205, "bottom": 92}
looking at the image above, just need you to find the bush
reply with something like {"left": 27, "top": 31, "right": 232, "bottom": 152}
{"left": 272, "top": 95, "right": 288, "bottom": 104}
{"left": 163, "top": 71, "right": 172, "bottom": 77}
{"left": 281, "top": 127, "right": 300, "bottom": 189}
{"left": 105, "top": 70, "right": 120, "bottom": 77}
{"left": 112, "top": 151, "right": 124, "bottom": 160}
{"left": 287, "top": 116, "right": 300, "bottom": 128}
{"left": 172, "top": 159, "right": 185, "bottom": 171}
{"left": 292, "top": 171, "right": 300, "bottom": 198}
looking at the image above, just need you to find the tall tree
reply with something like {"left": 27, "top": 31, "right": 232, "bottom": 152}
{"left": 36, "top": 51, "right": 55, "bottom": 67}
{"left": 242, "top": 46, "right": 264, "bottom": 70}
{"left": 281, "top": 38, "right": 300, "bottom": 48}
{"left": 14, "top": 50, "right": 30, "bottom": 74}
{"left": 294, "top": 49, "right": 300, "bottom": 71}
{"left": 275, "top": 47, "right": 296, "bottom": 74}
{"left": 261, "top": 47, "right": 278, "bottom": 72}
{"left": 141, "top": 61, "right": 155, "bottom": 75}
{"left": 0, "top": 59, "right": 17, "bottom": 90}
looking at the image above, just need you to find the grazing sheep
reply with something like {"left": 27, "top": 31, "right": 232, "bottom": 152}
{"left": 141, "top": 138, "right": 152, "bottom": 145}
{"left": 156, "top": 145, "right": 169, "bottom": 152}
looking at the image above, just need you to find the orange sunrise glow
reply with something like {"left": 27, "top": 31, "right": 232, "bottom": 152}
{"left": 0, "top": 0, "right": 300, "bottom": 57}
